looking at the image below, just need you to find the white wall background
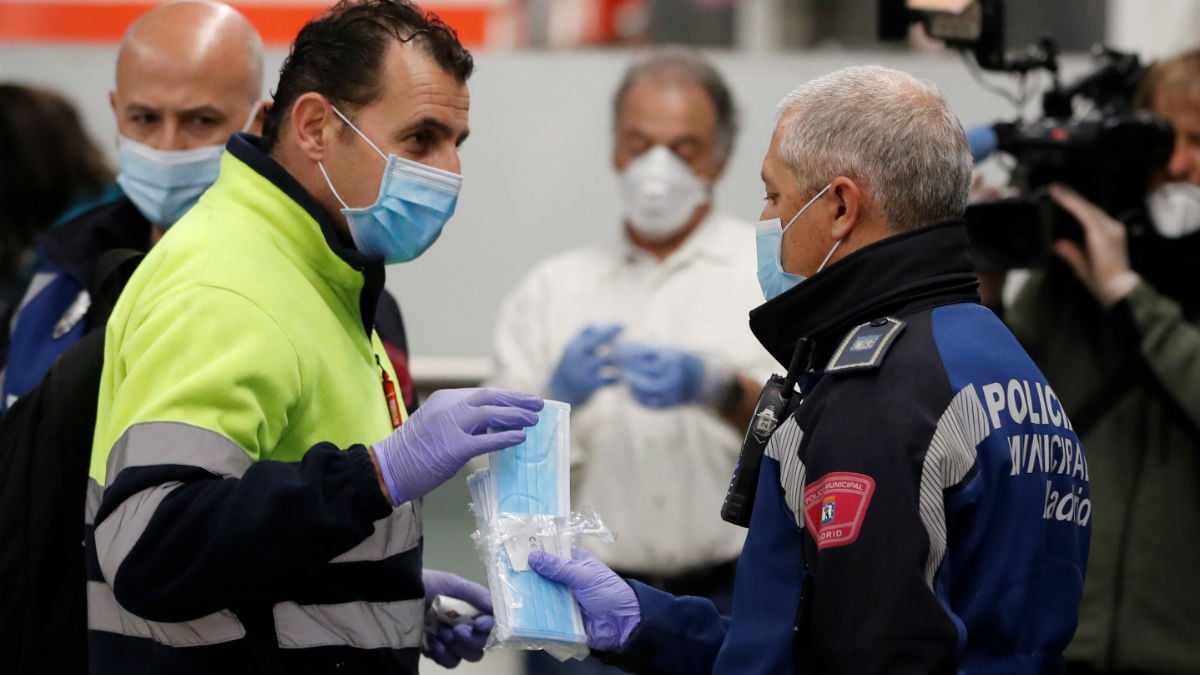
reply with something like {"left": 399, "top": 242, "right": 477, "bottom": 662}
{"left": 0, "top": 44, "right": 1118, "bottom": 361}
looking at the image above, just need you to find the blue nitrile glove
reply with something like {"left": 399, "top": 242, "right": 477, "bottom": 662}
{"left": 548, "top": 323, "right": 623, "bottom": 406}
{"left": 422, "top": 569, "right": 495, "bottom": 668}
{"left": 615, "top": 342, "right": 735, "bottom": 410}
{"left": 373, "top": 388, "right": 543, "bottom": 505}
{"left": 527, "top": 549, "right": 641, "bottom": 652}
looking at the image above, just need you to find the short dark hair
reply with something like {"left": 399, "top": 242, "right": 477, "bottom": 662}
{"left": 612, "top": 46, "right": 738, "bottom": 158}
{"left": 262, "top": 0, "right": 474, "bottom": 151}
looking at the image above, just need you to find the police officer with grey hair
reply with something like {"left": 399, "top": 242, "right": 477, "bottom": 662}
{"left": 526, "top": 64, "right": 1090, "bottom": 675}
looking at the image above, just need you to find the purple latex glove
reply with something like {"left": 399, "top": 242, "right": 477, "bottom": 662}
{"left": 527, "top": 549, "right": 641, "bottom": 652}
{"left": 373, "top": 388, "right": 543, "bottom": 505}
{"left": 422, "top": 569, "right": 495, "bottom": 668}
{"left": 548, "top": 323, "right": 623, "bottom": 406}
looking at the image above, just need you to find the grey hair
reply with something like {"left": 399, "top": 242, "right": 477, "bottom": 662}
{"left": 776, "top": 65, "right": 972, "bottom": 232}
{"left": 613, "top": 46, "right": 738, "bottom": 159}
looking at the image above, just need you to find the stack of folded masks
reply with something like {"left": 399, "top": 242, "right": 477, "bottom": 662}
{"left": 469, "top": 400, "right": 589, "bottom": 661}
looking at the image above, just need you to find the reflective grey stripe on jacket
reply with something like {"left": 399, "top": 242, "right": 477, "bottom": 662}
{"left": 91, "top": 420, "right": 423, "bottom": 651}
{"left": 765, "top": 416, "right": 806, "bottom": 526}
{"left": 332, "top": 500, "right": 422, "bottom": 563}
{"left": 88, "top": 581, "right": 246, "bottom": 646}
{"left": 918, "top": 384, "right": 989, "bottom": 586}
{"left": 106, "top": 420, "right": 253, "bottom": 480}
{"left": 85, "top": 477, "right": 103, "bottom": 527}
{"left": 94, "top": 422, "right": 253, "bottom": 583}
{"left": 94, "top": 482, "right": 182, "bottom": 585}
{"left": 273, "top": 599, "right": 424, "bottom": 650}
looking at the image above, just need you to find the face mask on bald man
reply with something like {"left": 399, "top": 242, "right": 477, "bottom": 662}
{"left": 116, "top": 103, "right": 259, "bottom": 227}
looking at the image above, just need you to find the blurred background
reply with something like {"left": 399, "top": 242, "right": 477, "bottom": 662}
{"left": 1, "top": 1, "right": 1196, "bottom": 671}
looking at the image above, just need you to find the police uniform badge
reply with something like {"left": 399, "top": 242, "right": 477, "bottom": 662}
{"left": 826, "top": 317, "right": 906, "bottom": 373}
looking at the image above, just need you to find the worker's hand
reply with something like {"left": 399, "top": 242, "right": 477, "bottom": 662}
{"left": 548, "top": 323, "right": 623, "bottom": 406}
{"left": 527, "top": 549, "right": 641, "bottom": 652}
{"left": 1049, "top": 184, "right": 1140, "bottom": 307}
{"left": 372, "top": 388, "right": 543, "bottom": 505}
{"left": 615, "top": 343, "right": 734, "bottom": 410}
{"left": 421, "top": 570, "right": 494, "bottom": 668}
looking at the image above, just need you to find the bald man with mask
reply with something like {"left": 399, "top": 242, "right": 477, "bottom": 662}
{"left": 2, "top": 0, "right": 265, "bottom": 407}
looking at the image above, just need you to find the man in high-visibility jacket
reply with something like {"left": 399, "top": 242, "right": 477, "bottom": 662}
{"left": 85, "top": 2, "right": 542, "bottom": 673}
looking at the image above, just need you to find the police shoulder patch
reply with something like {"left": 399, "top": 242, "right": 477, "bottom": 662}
{"left": 826, "top": 317, "right": 906, "bottom": 374}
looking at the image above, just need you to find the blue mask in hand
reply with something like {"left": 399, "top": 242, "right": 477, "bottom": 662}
{"left": 756, "top": 183, "right": 841, "bottom": 301}
{"left": 318, "top": 106, "right": 462, "bottom": 264}
{"left": 116, "top": 136, "right": 224, "bottom": 227}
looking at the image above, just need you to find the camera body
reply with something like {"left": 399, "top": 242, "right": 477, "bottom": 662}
{"left": 895, "top": 0, "right": 1175, "bottom": 269}
{"left": 968, "top": 103, "right": 1172, "bottom": 270}
{"left": 965, "top": 50, "right": 1174, "bottom": 270}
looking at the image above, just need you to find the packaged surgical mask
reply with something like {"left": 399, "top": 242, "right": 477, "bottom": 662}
{"left": 1147, "top": 181, "right": 1200, "bottom": 238}
{"left": 620, "top": 145, "right": 708, "bottom": 241}
{"left": 468, "top": 401, "right": 612, "bottom": 662}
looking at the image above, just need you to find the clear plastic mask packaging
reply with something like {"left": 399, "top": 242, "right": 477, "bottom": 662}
{"left": 469, "top": 400, "right": 612, "bottom": 662}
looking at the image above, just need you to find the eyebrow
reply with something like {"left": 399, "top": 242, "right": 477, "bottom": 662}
{"left": 396, "top": 116, "right": 470, "bottom": 146}
{"left": 122, "top": 103, "right": 225, "bottom": 120}
{"left": 178, "top": 106, "right": 225, "bottom": 119}
{"left": 621, "top": 128, "right": 705, "bottom": 148}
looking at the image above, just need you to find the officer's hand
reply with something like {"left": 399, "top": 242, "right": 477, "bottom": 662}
{"left": 615, "top": 343, "right": 734, "bottom": 410}
{"left": 548, "top": 323, "right": 623, "bottom": 406}
{"left": 372, "top": 388, "right": 543, "bottom": 505}
{"left": 1049, "top": 184, "right": 1140, "bottom": 307}
{"left": 527, "top": 549, "right": 641, "bottom": 652}
{"left": 421, "top": 570, "right": 494, "bottom": 668}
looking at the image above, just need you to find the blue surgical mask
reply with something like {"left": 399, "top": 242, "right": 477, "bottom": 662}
{"left": 755, "top": 183, "right": 840, "bottom": 301}
{"left": 318, "top": 106, "right": 462, "bottom": 264}
{"left": 487, "top": 401, "right": 587, "bottom": 646}
{"left": 117, "top": 137, "right": 224, "bottom": 227}
{"left": 116, "top": 103, "right": 258, "bottom": 228}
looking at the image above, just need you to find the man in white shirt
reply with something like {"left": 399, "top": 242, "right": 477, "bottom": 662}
{"left": 489, "top": 47, "right": 775, "bottom": 672}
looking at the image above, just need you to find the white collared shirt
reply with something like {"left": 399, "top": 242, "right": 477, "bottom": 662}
{"left": 488, "top": 213, "right": 777, "bottom": 574}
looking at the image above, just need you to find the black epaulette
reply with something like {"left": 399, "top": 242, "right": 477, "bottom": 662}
{"left": 826, "top": 317, "right": 906, "bottom": 374}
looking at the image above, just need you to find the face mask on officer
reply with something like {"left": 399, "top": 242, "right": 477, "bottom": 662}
{"left": 116, "top": 103, "right": 259, "bottom": 228}
{"left": 1147, "top": 181, "right": 1200, "bottom": 238}
{"left": 755, "top": 183, "right": 842, "bottom": 301}
{"left": 620, "top": 145, "right": 709, "bottom": 241}
{"left": 317, "top": 105, "right": 462, "bottom": 264}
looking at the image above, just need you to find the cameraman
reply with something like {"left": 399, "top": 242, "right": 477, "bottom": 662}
{"left": 993, "top": 48, "right": 1200, "bottom": 675}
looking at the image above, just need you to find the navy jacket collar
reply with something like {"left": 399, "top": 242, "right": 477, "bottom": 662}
{"left": 749, "top": 220, "right": 980, "bottom": 369}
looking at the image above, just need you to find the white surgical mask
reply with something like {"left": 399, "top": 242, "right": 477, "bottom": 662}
{"left": 1147, "top": 181, "right": 1200, "bottom": 238}
{"left": 619, "top": 145, "right": 709, "bottom": 241}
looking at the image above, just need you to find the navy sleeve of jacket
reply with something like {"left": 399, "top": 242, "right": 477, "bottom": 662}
{"left": 93, "top": 443, "right": 393, "bottom": 622}
{"left": 601, "top": 581, "right": 731, "bottom": 675}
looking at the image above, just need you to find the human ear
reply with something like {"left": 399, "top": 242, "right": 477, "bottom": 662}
{"left": 829, "top": 176, "right": 864, "bottom": 241}
{"left": 291, "top": 93, "right": 335, "bottom": 162}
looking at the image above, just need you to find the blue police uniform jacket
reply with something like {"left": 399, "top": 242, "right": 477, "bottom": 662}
{"left": 604, "top": 221, "right": 1091, "bottom": 675}
{"left": 3, "top": 187, "right": 146, "bottom": 410}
